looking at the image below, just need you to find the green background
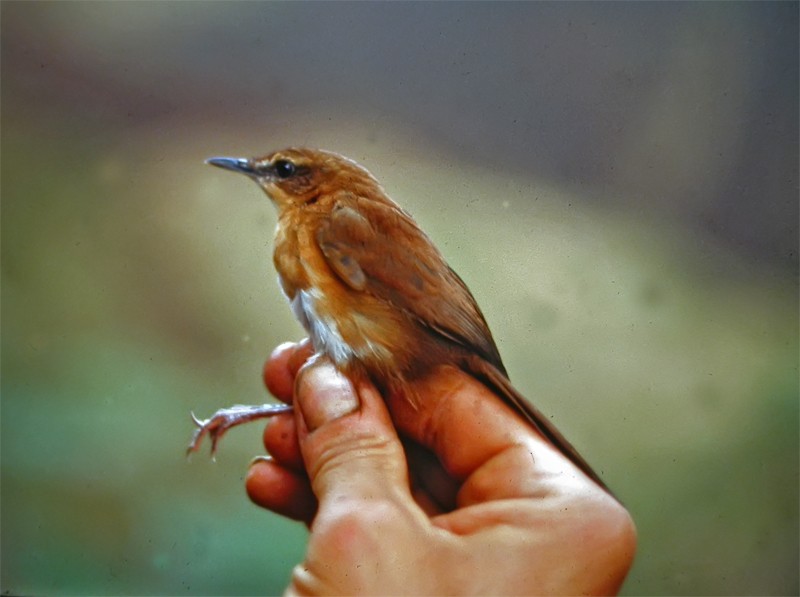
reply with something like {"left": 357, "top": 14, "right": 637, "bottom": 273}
{"left": 2, "top": 2, "right": 797, "bottom": 595}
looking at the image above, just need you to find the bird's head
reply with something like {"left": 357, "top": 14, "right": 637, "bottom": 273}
{"left": 206, "top": 148, "right": 384, "bottom": 210}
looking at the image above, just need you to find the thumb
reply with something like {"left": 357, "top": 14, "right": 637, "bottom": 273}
{"left": 293, "top": 359, "right": 410, "bottom": 506}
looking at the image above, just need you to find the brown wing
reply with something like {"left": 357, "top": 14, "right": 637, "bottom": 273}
{"left": 316, "top": 199, "right": 506, "bottom": 372}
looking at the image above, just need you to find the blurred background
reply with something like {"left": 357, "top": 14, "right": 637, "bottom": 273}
{"left": 2, "top": 2, "right": 797, "bottom": 595}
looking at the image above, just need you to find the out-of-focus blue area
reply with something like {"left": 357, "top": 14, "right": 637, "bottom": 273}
{"left": 2, "top": 3, "right": 797, "bottom": 595}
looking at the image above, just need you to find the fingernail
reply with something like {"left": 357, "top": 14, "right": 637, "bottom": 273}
{"left": 296, "top": 361, "right": 359, "bottom": 431}
{"left": 249, "top": 455, "right": 272, "bottom": 468}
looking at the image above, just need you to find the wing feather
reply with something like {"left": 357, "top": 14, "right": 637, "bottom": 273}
{"left": 316, "top": 199, "right": 505, "bottom": 372}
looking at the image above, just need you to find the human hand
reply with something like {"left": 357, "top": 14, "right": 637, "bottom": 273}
{"left": 246, "top": 340, "right": 636, "bottom": 595}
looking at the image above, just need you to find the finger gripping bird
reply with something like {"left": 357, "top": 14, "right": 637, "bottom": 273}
{"left": 188, "top": 148, "right": 609, "bottom": 493}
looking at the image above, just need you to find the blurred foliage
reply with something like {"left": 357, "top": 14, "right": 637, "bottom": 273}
{"left": 2, "top": 2, "right": 797, "bottom": 596}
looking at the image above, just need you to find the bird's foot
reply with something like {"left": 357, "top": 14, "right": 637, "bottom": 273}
{"left": 187, "top": 403, "right": 293, "bottom": 458}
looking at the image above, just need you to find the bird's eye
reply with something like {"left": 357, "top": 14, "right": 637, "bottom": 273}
{"left": 273, "top": 159, "right": 297, "bottom": 179}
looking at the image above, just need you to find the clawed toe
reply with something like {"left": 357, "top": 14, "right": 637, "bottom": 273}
{"left": 186, "top": 403, "right": 293, "bottom": 457}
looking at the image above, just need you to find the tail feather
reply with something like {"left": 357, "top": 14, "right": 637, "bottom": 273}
{"left": 466, "top": 355, "right": 613, "bottom": 496}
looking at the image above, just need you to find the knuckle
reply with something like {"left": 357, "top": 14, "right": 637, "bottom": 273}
{"left": 309, "top": 428, "right": 400, "bottom": 483}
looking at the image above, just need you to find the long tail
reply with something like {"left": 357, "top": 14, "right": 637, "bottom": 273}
{"left": 465, "top": 355, "right": 613, "bottom": 496}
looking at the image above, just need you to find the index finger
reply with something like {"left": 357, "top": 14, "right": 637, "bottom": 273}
{"left": 263, "top": 339, "right": 314, "bottom": 402}
{"left": 387, "top": 366, "right": 576, "bottom": 489}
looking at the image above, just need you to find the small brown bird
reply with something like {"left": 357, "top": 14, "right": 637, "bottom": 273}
{"left": 189, "top": 148, "right": 609, "bottom": 493}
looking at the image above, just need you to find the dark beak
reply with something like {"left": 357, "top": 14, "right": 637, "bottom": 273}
{"left": 205, "top": 156, "right": 256, "bottom": 176}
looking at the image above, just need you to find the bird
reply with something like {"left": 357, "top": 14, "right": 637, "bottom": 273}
{"left": 188, "top": 147, "right": 610, "bottom": 493}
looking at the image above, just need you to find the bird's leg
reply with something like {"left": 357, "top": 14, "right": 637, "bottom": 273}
{"left": 187, "top": 403, "right": 293, "bottom": 458}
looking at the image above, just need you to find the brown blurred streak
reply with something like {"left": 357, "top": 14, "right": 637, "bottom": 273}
{"left": 3, "top": 27, "right": 175, "bottom": 124}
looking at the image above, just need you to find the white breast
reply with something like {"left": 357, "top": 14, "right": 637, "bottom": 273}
{"left": 290, "top": 288, "right": 354, "bottom": 366}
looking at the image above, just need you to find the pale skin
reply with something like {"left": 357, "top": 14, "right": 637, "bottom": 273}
{"left": 246, "top": 340, "right": 637, "bottom": 595}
